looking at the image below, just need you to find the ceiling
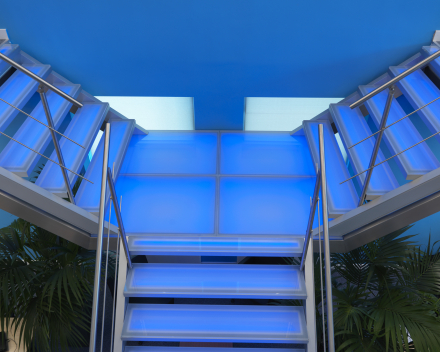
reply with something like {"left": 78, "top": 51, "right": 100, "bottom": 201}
{"left": 1, "top": 0, "right": 440, "bottom": 130}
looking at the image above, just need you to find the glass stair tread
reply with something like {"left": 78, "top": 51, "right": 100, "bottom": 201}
{"left": 124, "top": 263, "right": 306, "bottom": 299}
{"left": 389, "top": 65, "right": 440, "bottom": 138}
{"left": 330, "top": 104, "right": 399, "bottom": 199}
{"left": 0, "top": 44, "right": 19, "bottom": 77}
{"left": 125, "top": 347, "right": 305, "bottom": 352}
{"left": 422, "top": 45, "right": 440, "bottom": 80}
{"left": 0, "top": 64, "right": 51, "bottom": 132}
{"left": 76, "top": 119, "right": 135, "bottom": 214}
{"left": 0, "top": 84, "right": 81, "bottom": 176}
{"left": 359, "top": 85, "right": 439, "bottom": 179}
{"left": 36, "top": 103, "right": 109, "bottom": 197}
{"left": 128, "top": 234, "right": 303, "bottom": 257}
{"left": 121, "top": 304, "right": 308, "bottom": 343}
{"left": 303, "top": 120, "right": 358, "bottom": 217}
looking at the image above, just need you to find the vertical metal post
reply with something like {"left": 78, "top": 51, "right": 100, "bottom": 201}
{"left": 89, "top": 123, "right": 111, "bottom": 352}
{"left": 318, "top": 124, "right": 335, "bottom": 352}
{"left": 38, "top": 84, "right": 76, "bottom": 204}
{"left": 357, "top": 85, "right": 395, "bottom": 206}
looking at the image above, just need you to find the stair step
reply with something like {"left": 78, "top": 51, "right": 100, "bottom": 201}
{"left": 0, "top": 84, "right": 81, "bottom": 176}
{"left": 0, "top": 44, "right": 20, "bottom": 77}
{"left": 76, "top": 119, "right": 135, "bottom": 214}
{"left": 422, "top": 45, "right": 440, "bottom": 79}
{"left": 121, "top": 304, "right": 308, "bottom": 343}
{"left": 389, "top": 65, "right": 440, "bottom": 142}
{"left": 124, "top": 263, "right": 306, "bottom": 299}
{"left": 303, "top": 120, "right": 358, "bottom": 217}
{"left": 125, "top": 347, "right": 305, "bottom": 352}
{"left": 128, "top": 234, "right": 303, "bottom": 257}
{"left": 35, "top": 103, "right": 109, "bottom": 197}
{"left": 330, "top": 104, "right": 399, "bottom": 199}
{"left": 358, "top": 85, "right": 439, "bottom": 180}
{"left": 0, "top": 64, "right": 51, "bottom": 132}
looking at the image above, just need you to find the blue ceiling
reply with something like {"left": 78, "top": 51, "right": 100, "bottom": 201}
{"left": 1, "top": 0, "right": 440, "bottom": 130}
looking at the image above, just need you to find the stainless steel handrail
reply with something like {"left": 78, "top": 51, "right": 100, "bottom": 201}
{"left": 0, "top": 129, "right": 93, "bottom": 183}
{"left": 90, "top": 123, "right": 110, "bottom": 352}
{"left": 300, "top": 169, "right": 321, "bottom": 271}
{"left": 0, "top": 52, "right": 83, "bottom": 108}
{"left": 346, "top": 48, "right": 440, "bottom": 206}
{"left": 357, "top": 86, "right": 395, "bottom": 206}
{"left": 0, "top": 96, "right": 85, "bottom": 148}
{"left": 106, "top": 166, "right": 133, "bottom": 269}
{"left": 350, "top": 49, "right": 440, "bottom": 109}
{"left": 318, "top": 124, "right": 335, "bottom": 352}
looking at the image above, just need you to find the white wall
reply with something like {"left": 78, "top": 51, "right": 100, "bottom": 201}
{"left": 95, "top": 97, "right": 194, "bottom": 131}
{"left": 245, "top": 97, "right": 343, "bottom": 131}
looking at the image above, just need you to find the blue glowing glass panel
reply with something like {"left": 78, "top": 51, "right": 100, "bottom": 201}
{"left": 219, "top": 177, "right": 315, "bottom": 235}
{"left": 220, "top": 132, "right": 315, "bottom": 175}
{"left": 116, "top": 176, "right": 216, "bottom": 234}
{"left": 125, "top": 263, "right": 306, "bottom": 299}
{"left": 128, "top": 234, "right": 303, "bottom": 257}
{"left": 120, "top": 132, "right": 218, "bottom": 174}
{"left": 122, "top": 304, "right": 308, "bottom": 343}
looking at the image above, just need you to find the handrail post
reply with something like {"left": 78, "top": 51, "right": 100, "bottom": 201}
{"left": 357, "top": 85, "right": 395, "bottom": 206}
{"left": 89, "top": 123, "right": 111, "bottom": 352}
{"left": 319, "top": 123, "right": 335, "bottom": 352}
{"left": 106, "top": 166, "right": 133, "bottom": 269}
{"left": 38, "top": 84, "right": 76, "bottom": 204}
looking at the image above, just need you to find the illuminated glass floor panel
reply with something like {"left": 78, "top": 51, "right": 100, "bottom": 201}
{"left": 120, "top": 131, "right": 218, "bottom": 175}
{"left": 121, "top": 304, "right": 308, "bottom": 343}
{"left": 116, "top": 176, "right": 216, "bottom": 234}
{"left": 220, "top": 132, "right": 315, "bottom": 176}
{"left": 124, "top": 263, "right": 306, "bottom": 299}
{"left": 219, "top": 176, "right": 315, "bottom": 235}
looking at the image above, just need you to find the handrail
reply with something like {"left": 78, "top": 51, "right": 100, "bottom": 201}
{"left": 300, "top": 169, "right": 321, "bottom": 271}
{"left": 350, "top": 49, "right": 440, "bottom": 109}
{"left": 106, "top": 166, "right": 133, "bottom": 269}
{"left": 0, "top": 52, "right": 83, "bottom": 108}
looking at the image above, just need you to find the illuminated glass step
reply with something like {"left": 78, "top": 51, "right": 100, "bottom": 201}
{"left": 303, "top": 120, "right": 358, "bottom": 217}
{"left": 0, "top": 44, "right": 19, "bottom": 77}
{"left": 125, "top": 347, "right": 305, "bottom": 352}
{"left": 359, "top": 85, "right": 439, "bottom": 180}
{"left": 35, "top": 103, "right": 109, "bottom": 197}
{"left": 330, "top": 104, "right": 399, "bottom": 199}
{"left": 0, "top": 64, "right": 51, "bottom": 132}
{"left": 121, "top": 304, "right": 308, "bottom": 344}
{"left": 422, "top": 46, "right": 440, "bottom": 79}
{"left": 389, "top": 65, "right": 440, "bottom": 142}
{"left": 128, "top": 234, "right": 303, "bottom": 257}
{"left": 76, "top": 119, "right": 135, "bottom": 214}
{"left": 0, "top": 84, "right": 81, "bottom": 176}
{"left": 124, "top": 263, "right": 306, "bottom": 299}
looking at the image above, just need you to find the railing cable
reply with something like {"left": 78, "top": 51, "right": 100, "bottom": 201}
{"left": 0, "top": 130, "right": 93, "bottom": 183}
{"left": 0, "top": 97, "right": 85, "bottom": 149}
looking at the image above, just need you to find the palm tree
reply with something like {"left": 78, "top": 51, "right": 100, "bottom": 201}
{"left": 283, "top": 228, "right": 440, "bottom": 351}
{"left": 0, "top": 218, "right": 114, "bottom": 351}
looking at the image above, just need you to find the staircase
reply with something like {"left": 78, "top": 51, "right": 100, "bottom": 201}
{"left": 1, "top": 34, "right": 440, "bottom": 351}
